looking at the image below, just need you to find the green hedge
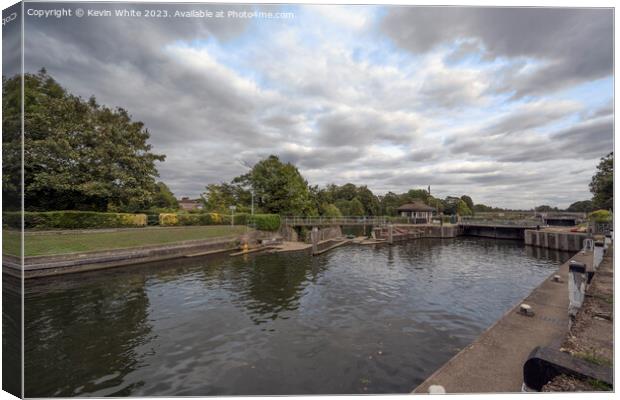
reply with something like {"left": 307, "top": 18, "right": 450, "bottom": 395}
{"left": 157, "top": 212, "right": 279, "bottom": 230}
{"left": 159, "top": 212, "right": 251, "bottom": 227}
{"left": 249, "top": 214, "right": 281, "bottom": 231}
{"left": 3, "top": 211, "right": 147, "bottom": 229}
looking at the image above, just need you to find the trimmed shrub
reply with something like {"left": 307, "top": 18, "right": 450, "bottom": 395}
{"left": 159, "top": 213, "right": 179, "bottom": 226}
{"left": 155, "top": 212, "right": 277, "bottom": 229}
{"left": 3, "top": 211, "right": 147, "bottom": 229}
{"left": 588, "top": 210, "right": 612, "bottom": 223}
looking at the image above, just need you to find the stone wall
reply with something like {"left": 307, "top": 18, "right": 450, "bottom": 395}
{"left": 524, "top": 230, "right": 587, "bottom": 252}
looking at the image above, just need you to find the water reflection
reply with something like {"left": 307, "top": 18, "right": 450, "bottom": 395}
{"left": 24, "top": 238, "right": 572, "bottom": 396}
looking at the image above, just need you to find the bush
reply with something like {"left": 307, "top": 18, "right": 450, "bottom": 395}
{"left": 159, "top": 212, "right": 251, "bottom": 226}
{"left": 588, "top": 210, "right": 612, "bottom": 223}
{"left": 159, "top": 213, "right": 179, "bottom": 226}
{"left": 155, "top": 212, "right": 278, "bottom": 230}
{"left": 249, "top": 214, "right": 281, "bottom": 231}
{"left": 3, "top": 211, "right": 147, "bottom": 229}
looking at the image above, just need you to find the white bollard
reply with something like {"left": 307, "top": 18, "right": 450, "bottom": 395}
{"left": 429, "top": 385, "right": 446, "bottom": 394}
{"left": 519, "top": 303, "right": 534, "bottom": 316}
{"left": 568, "top": 261, "right": 586, "bottom": 324}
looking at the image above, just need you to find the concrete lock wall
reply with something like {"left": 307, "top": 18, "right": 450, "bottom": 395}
{"left": 462, "top": 226, "right": 524, "bottom": 240}
{"left": 524, "top": 230, "right": 587, "bottom": 252}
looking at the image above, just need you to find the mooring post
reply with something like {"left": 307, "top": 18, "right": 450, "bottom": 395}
{"left": 568, "top": 260, "right": 586, "bottom": 328}
{"left": 311, "top": 226, "right": 319, "bottom": 255}
{"left": 388, "top": 223, "right": 394, "bottom": 245}
{"left": 593, "top": 241, "right": 604, "bottom": 269}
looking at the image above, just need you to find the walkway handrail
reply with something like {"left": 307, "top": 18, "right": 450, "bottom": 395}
{"left": 459, "top": 219, "right": 542, "bottom": 227}
{"left": 283, "top": 216, "right": 389, "bottom": 226}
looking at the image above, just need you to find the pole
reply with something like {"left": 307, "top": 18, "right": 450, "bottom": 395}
{"left": 251, "top": 190, "right": 254, "bottom": 215}
{"left": 311, "top": 226, "right": 319, "bottom": 255}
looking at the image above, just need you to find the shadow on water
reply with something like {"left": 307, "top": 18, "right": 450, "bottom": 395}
{"left": 3, "top": 273, "right": 22, "bottom": 397}
{"left": 23, "top": 237, "right": 572, "bottom": 396}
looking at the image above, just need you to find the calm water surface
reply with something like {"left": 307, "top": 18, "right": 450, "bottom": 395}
{"left": 23, "top": 238, "right": 571, "bottom": 396}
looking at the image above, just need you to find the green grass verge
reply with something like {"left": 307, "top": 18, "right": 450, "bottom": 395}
{"left": 3, "top": 226, "right": 249, "bottom": 257}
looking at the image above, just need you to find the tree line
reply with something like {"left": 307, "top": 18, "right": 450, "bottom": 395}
{"left": 203, "top": 154, "right": 487, "bottom": 216}
{"left": 3, "top": 70, "right": 612, "bottom": 216}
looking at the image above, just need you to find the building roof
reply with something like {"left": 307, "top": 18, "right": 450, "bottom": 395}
{"left": 397, "top": 200, "right": 435, "bottom": 212}
{"left": 178, "top": 197, "right": 200, "bottom": 204}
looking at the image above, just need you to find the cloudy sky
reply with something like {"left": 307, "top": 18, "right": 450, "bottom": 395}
{"left": 16, "top": 3, "right": 614, "bottom": 208}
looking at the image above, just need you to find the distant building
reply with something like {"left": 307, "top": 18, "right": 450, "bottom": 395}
{"left": 178, "top": 197, "right": 204, "bottom": 211}
{"left": 397, "top": 200, "right": 436, "bottom": 223}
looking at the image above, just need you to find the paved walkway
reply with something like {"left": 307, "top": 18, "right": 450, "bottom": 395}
{"left": 413, "top": 249, "right": 594, "bottom": 394}
{"left": 563, "top": 244, "right": 613, "bottom": 363}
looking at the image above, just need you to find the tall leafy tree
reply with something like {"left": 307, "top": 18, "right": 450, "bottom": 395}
{"left": 202, "top": 183, "right": 251, "bottom": 213}
{"left": 460, "top": 195, "right": 474, "bottom": 211}
{"left": 590, "top": 152, "right": 613, "bottom": 210}
{"left": 456, "top": 199, "right": 473, "bottom": 216}
{"left": 152, "top": 182, "right": 179, "bottom": 210}
{"left": 320, "top": 203, "right": 342, "bottom": 217}
{"left": 4, "top": 70, "right": 165, "bottom": 211}
{"left": 348, "top": 197, "right": 365, "bottom": 216}
{"left": 233, "top": 155, "right": 316, "bottom": 215}
{"left": 566, "top": 200, "right": 594, "bottom": 212}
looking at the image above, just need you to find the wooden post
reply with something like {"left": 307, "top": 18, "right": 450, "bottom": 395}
{"left": 311, "top": 226, "right": 319, "bottom": 255}
{"left": 388, "top": 223, "right": 394, "bottom": 245}
{"left": 568, "top": 260, "right": 586, "bottom": 328}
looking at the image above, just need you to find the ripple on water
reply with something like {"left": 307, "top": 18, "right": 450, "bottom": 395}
{"left": 22, "top": 237, "right": 571, "bottom": 396}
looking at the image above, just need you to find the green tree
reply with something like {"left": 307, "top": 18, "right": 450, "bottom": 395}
{"left": 335, "top": 199, "right": 351, "bottom": 216}
{"left": 566, "top": 200, "right": 594, "bottom": 212}
{"left": 335, "top": 183, "right": 358, "bottom": 201}
{"left": 460, "top": 195, "right": 474, "bottom": 212}
{"left": 348, "top": 197, "right": 365, "bottom": 216}
{"left": 443, "top": 196, "right": 461, "bottom": 215}
{"left": 152, "top": 182, "right": 178, "bottom": 210}
{"left": 407, "top": 189, "right": 429, "bottom": 203}
{"left": 4, "top": 70, "right": 165, "bottom": 212}
{"left": 233, "top": 155, "right": 316, "bottom": 215}
{"left": 535, "top": 205, "right": 557, "bottom": 212}
{"left": 456, "top": 199, "right": 473, "bottom": 216}
{"left": 202, "top": 183, "right": 251, "bottom": 213}
{"left": 590, "top": 152, "right": 613, "bottom": 210}
{"left": 320, "top": 203, "right": 342, "bottom": 217}
{"left": 356, "top": 185, "right": 380, "bottom": 215}
{"left": 473, "top": 204, "right": 494, "bottom": 212}
{"left": 378, "top": 192, "right": 401, "bottom": 216}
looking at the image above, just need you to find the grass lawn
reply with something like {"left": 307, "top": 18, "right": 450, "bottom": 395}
{"left": 2, "top": 225, "right": 249, "bottom": 257}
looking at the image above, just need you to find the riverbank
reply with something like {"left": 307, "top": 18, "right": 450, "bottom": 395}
{"left": 2, "top": 225, "right": 249, "bottom": 257}
{"left": 3, "top": 227, "right": 279, "bottom": 278}
{"left": 542, "top": 244, "right": 613, "bottom": 391}
{"left": 413, "top": 246, "right": 596, "bottom": 393}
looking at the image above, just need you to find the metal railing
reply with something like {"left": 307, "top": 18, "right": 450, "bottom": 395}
{"left": 283, "top": 216, "right": 389, "bottom": 226}
{"left": 459, "top": 219, "right": 542, "bottom": 228}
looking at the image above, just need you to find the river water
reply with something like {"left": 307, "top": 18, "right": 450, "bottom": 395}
{"left": 22, "top": 237, "right": 571, "bottom": 396}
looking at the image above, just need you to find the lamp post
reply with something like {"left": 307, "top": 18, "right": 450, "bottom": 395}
{"left": 251, "top": 190, "right": 254, "bottom": 215}
{"left": 229, "top": 205, "right": 236, "bottom": 227}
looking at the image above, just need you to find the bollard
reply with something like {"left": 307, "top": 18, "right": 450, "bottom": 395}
{"left": 519, "top": 303, "right": 534, "bottom": 316}
{"left": 428, "top": 385, "right": 446, "bottom": 394}
{"left": 593, "top": 241, "right": 604, "bottom": 269}
{"left": 568, "top": 261, "right": 586, "bottom": 326}
{"left": 311, "top": 227, "right": 319, "bottom": 255}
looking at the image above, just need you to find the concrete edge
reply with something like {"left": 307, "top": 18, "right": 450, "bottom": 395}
{"left": 411, "top": 248, "right": 594, "bottom": 394}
